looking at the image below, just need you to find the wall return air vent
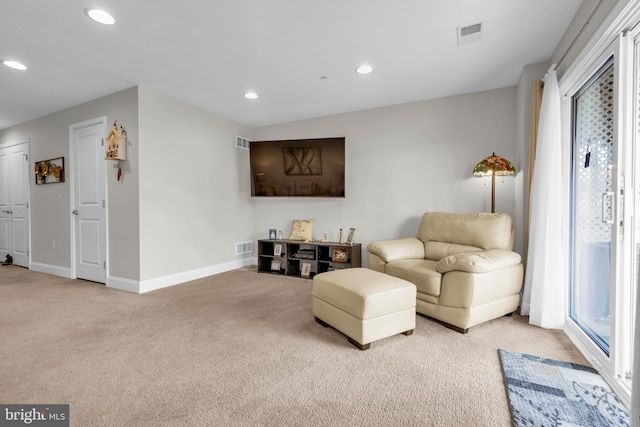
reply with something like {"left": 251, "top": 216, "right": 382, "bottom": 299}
{"left": 457, "top": 22, "right": 483, "bottom": 46}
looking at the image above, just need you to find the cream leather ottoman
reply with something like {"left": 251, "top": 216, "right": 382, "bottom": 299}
{"left": 312, "top": 268, "right": 416, "bottom": 350}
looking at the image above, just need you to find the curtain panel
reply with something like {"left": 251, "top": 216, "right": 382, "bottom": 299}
{"left": 521, "top": 67, "right": 565, "bottom": 329}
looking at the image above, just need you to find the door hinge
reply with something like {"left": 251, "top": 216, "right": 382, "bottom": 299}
{"left": 103, "top": 200, "right": 105, "bottom": 208}
{"left": 101, "top": 138, "right": 105, "bottom": 147}
{"left": 24, "top": 154, "right": 28, "bottom": 161}
{"left": 103, "top": 261, "right": 106, "bottom": 269}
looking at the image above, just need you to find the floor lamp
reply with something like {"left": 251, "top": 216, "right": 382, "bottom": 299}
{"left": 473, "top": 153, "right": 516, "bottom": 213}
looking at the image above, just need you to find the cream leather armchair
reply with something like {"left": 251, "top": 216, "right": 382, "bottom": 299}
{"left": 367, "top": 212, "right": 524, "bottom": 333}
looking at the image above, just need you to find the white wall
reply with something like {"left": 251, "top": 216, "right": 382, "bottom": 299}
{"left": 0, "top": 87, "right": 140, "bottom": 280}
{"left": 138, "top": 87, "right": 254, "bottom": 283}
{"left": 253, "top": 87, "right": 518, "bottom": 266}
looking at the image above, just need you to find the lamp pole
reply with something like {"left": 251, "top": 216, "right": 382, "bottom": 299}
{"left": 491, "top": 172, "right": 496, "bottom": 213}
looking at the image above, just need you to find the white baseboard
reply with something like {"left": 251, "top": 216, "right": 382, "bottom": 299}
{"left": 28, "top": 258, "right": 255, "bottom": 295}
{"left": 29, "top": 262, "right": 72, "bottom": 278}
{"left": 111, "top": 258, "right": 255, "bottom": 294}
{"left": 107, "top": 276, "right": 140, "bottom": 293}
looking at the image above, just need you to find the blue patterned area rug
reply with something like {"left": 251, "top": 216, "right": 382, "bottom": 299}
{"left": 499, "top": 350, "right": 629, "bottom": 426}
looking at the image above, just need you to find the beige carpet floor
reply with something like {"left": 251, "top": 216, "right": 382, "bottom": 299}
{"left": 0, "top": 265, "right": 589, "bottom": 426}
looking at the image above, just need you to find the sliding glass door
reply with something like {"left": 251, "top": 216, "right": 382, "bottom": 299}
{"left": 566, "top": 31, "right": 637, "bottom": 404}
{"left": 569, "top": 57, "right": 615, "bottom": 356}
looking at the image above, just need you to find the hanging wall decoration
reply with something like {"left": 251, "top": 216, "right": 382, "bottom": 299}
{"left": 34, "top": 157, "right": 65, "bottom": 185}
{"left": 105, "top": 121, "right": 126, "bottom": 161}
{"left": 105, "top": 120, "right": 127, "bottom": 181}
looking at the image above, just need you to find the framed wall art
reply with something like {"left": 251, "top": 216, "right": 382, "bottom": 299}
{"left": 34, "top": 157, "right": 65, "bottom": 185}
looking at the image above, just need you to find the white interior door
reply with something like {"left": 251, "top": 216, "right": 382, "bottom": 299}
{"left": 0, "top": 141, "right": 30, "bottom": 267}
{"left": 71, "top": 119, "right": 106, "bottom": 283}
{"left": 0, "top": 150, "right": 9, "bottom": 261}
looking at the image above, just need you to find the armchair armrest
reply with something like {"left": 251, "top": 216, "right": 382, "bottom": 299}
{"left": 367, "top": 238, "right": 425, "bottom": 263}
{"left": 436, "top": 249, "right": 521, "bottom": 274}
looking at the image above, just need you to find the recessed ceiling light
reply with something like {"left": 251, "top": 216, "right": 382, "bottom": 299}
{"left": 2, "top": 60, "right": 28, "bottom": 71}
{"left": 244, "top": 92, "right": 258, "bottom": 99}
{"left": 356, "top": 64, "right": 373, "bottom": 75}
{"left": 86, "top": 9, "right": 115, "bottom": 25}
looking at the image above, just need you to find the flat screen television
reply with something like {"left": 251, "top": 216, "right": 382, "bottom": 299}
{"left": 250, "top": 137, "right": 345, "bottom": 198}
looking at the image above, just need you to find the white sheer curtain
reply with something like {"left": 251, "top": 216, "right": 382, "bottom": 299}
{"left": 520, "top": 66, "right": 565, "bottom": 329}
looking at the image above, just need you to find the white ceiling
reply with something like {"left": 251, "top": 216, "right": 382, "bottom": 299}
{"left": 0, "top": 0, "right": 583, "bottom": 131}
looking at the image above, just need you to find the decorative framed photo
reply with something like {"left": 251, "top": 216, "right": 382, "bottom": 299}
{"left": 346, "top": 227, "right": 356, "bottom": 245}
{"left": 332, "top": 247, "right": 349, "bottom": 263}
{"left": 271, "top": 260, "right": 281, "bottom": 271}
{"left": 274, "top": 244, "right": 282, "bottom": 256}
{"left": 269, "top": 229, "right": 277, "bottom": 239}
{"left": 301, "top": 262, "right": 312, "bottom": 278}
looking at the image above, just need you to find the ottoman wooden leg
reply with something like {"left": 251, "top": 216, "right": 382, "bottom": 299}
{"left": 315, "top": 317, "right": 330, "bottom": 327}
{"left": 402, "top": 329, "right": 414, "bottom": 336}
{"left": 348, "top": 337, "right": 370, "bottom": 351}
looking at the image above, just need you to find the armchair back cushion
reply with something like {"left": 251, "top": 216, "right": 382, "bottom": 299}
{"left": 417, "top": 212, "right": 513, "bottom": 260}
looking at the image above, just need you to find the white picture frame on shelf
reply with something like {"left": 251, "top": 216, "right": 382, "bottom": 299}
{"left": 301, "top": 262, "right": 312, "bottom": 278}
{"left": 346, "top": 227, "right": 356, "bottom": 245}
{"left": 274, "top": 244, "right": 282, "bottom": 256}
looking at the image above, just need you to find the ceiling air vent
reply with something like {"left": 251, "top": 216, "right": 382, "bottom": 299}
{"left": 457, "top": 22, "right": 483, "bottom": 46}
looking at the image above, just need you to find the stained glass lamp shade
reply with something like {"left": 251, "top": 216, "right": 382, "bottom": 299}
{"left": 472, "top": 153, "right": 516, "bottom": 213}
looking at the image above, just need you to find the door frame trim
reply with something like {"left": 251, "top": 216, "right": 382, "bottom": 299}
{"left": 69, "top": 116, "right": 108, "bottom": 281}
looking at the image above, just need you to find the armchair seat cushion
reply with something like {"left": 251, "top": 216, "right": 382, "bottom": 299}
{"left": 386, "top": 259, "right": 441, "bottom": 297}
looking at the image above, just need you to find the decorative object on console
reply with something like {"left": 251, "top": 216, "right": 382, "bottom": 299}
{"left": 271, "top": 260, "right": 281, "bottom": 271}
{"left": 269, "top": 229, "right": 277, "bottom": 239}
{"left": 332, "top": 247, "right": 349, "bottom": 263}
{"left": 338, "top": 228, "right": 343, "bottom": 244}
{"left": 346, "top": 227, "right": 356, "bottom": 245}
{"left": 34, "top": 157, "right": 65, "bottom": 185}
{"left": 283, "top": 147, "right": 322, "bottom": 175}
{"left": 274, "top": 244, "right": 282, "bottom": 256}
{"left": 289, "top": 219, "right": 315, "bottom": 241}
{"left": 472, "top": 152, "right": 516, "bottom": 213}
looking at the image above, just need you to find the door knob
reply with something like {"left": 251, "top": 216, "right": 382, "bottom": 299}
{"left": 72, "top": 209, "right": 79, "bottom": 215}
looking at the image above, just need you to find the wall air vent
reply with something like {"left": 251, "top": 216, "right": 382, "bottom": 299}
{"left": 457, "top": 22, "right": 483, "bottom": 46}
{"left": 235, "top": 241, "right": 253, "bottom": 255}
{"left": 236, "top": 135, "right": 251, "bottom": 150}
